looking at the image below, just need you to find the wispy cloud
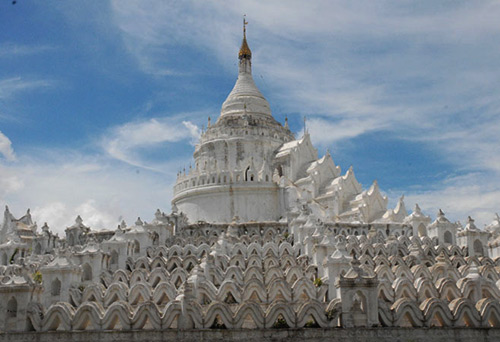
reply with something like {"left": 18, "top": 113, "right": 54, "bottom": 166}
{"left": 0, "top": 164, "right": 23, "bottom": 197}
{"left": 401, "top": 172, "right": 500, "bottom": 228}
{"left": 307, "top": 117, "right": 386, "bottom": 146}
{"left": 109, "top": 0, "right": 240, "bottom": 75}
{"left": 0, "top": 151, "right": 178, "bottom": 235}
{"left": 1, "top": 109, "right": 204, "bottom": 234}
{"left": 0, "top": 77, "right": 54, "bottom": 100}
{"left": 32, "top": 200, "right": 119, "bottom": 236}
{"left": 0, "top": 43, "right": 54, "bottom": 58}
{"left": 1, "top": 106, "right": 207, "bottom": 234}
{"left": 0, "top": 130, "right": 15, "bottom": 161}
{"left": 102, "top": 114, "right": 202, "bottom": 170}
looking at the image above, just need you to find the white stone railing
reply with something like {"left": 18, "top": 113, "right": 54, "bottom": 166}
{"left": 173, "top": 170, "right": 273, "bottom": 196}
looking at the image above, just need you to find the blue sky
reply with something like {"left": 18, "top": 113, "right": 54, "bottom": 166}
{"left": 1, "top": 1, "right": 500, "bottom": 234}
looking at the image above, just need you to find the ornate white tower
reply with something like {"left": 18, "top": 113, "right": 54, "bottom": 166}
{"left": 172, "top": 20, "right": 294, "bottom": 223}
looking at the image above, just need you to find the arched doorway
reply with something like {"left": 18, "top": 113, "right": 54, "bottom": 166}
{"left": 444, "top": 231, "right": 452, "bottom": 244}
{"left": 417, "top": 223, "right": 427, "bottom": 237}
{"left": 82, "top": 263, "right": 92, "bottom": 282}
{"left": 7, "top": 297, "right": 17, "bottom": 318}
{"left": 51, "top": 278, "right": 61, "bottom": 296}
{"left": 473, "top": 239, "right": 484, "bottom": 256}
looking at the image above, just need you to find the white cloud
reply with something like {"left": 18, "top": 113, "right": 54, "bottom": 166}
{"left": 75, "top": 200, "right": 119, "bottom": 230}
{"left": 0, "top": 130, "right": 15, "bottom": 161}
{"left": 31, "top": 202, "right": 67, "bottom": 233}
{"left": 402, "top": 172, "right": 500, "bottom": 228}
{"left": 102, "top": 115, "right": 201, "bottom": 170}
{"left": 307, "top": 117, "right": 386, "bottom": 146}
{"left": 0, "top": 173, "right": 23, "bottom": 198}
{"left": 0, "top": 111, "right": 203, "bottom": 235}
{"left": 0, "top": 151, "right": 180, "bottom": 235}
{"left": 182, "top": 121, "right": 202, "bottom": 144}
{"left": 0, "top": 77, "right": 54, "bottom": 100}
{"left": 110, "top": 0, "right": 237, "bottom": 75}
{"left": 0, "top": 43, "right": 53, "bottom": 58}
{"left": 32, "top": 200, "right": 118, "bottom": 235}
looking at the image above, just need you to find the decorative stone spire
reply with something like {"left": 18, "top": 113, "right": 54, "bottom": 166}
{"left": 2, "top": 205, "right": 13, "bottom": 237}
{"left": 436, "top": 209, "right": 449, "bottom": 223}
{"left": 486, "top": 213, "right": 500, "bottom": 236}
{"left": 238, "top": 16, "right": 252, "bottom": 75}
{"left": 75, "top": 215, "right": 83, "bottom": 225}
{"left": 284, "top": 116, "right": 290, "bottom": 130}
{"left": 465, "top": 216, "right": 478, "bottom": 231}
{"left": 414, "top": 203, "right": 422, "bottom": 215}
{"left": 220, "top": 17, "right": 271, "bottom": 118}
{"left": 172, "top": 203, "right": 178, "bottom": 214}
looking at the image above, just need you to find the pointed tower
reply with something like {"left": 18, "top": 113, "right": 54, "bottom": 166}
{"left": 172, "top": 19, "right": 294, "bottom": 224}
{"left": 220, "top": 18, "right": 272, "bottom": 119}
{"left": 239, "top": 17, "right": 252, "bottom": 71}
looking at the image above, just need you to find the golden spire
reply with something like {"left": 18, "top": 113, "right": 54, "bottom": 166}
{"left": 239, "top": 15, "right": 252, "bottom": 60}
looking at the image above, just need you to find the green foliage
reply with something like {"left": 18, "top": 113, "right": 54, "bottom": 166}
{"left": 33, "top": 271, "right": 43, "bottom": 284}
{"left": 283, "top": 232, "right": 289, "bottom": 239}
{"left": 304, "top": 318, "right": 320, "bottom": 328}
{"left": 326, "top": 307, "right": 339, "bottom": 321}
{"left": 272, "top": 316, "right": 289, "bottom": 329}
{"left": 313, "top": 277, "right": 323, "bottom": 287}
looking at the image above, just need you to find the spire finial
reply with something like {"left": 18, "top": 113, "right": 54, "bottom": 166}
{"left": 239, "top": 15, "right": 252, "bottom": 60}
{"left": 243, "top": 14, "right": 248, "bottom": 38}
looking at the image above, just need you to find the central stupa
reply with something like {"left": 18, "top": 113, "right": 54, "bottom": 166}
{"left": 172, "top": 22, "right": 295, "bottom": 223}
